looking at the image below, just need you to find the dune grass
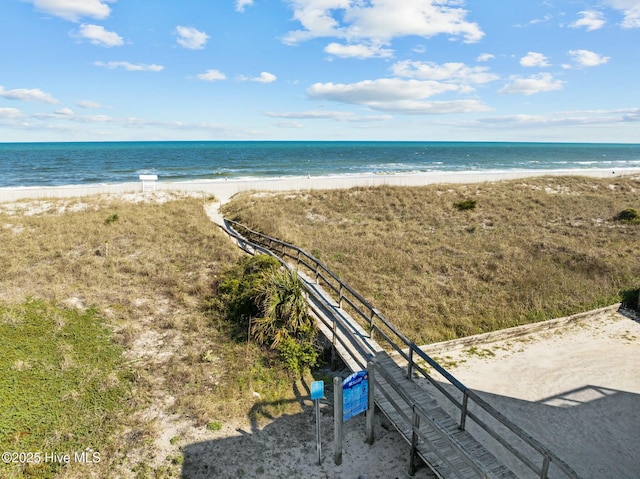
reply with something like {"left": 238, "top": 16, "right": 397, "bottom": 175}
{"left": 0, "top": 193, "right": 306, "bottom": 478}
{"left": 222, "top": 175, "right": 640, "bottom": 344}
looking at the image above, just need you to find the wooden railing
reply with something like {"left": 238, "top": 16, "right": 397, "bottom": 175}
{"left": 223, "top": 219, "right": 579, "bottom": 479}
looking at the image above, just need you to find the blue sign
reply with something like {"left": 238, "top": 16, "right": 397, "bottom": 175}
{"left": 342, "top": 371, "right": 368, "bottom": 421}
{"left": 311, "top": 381, "right": 324, "bottom": 400}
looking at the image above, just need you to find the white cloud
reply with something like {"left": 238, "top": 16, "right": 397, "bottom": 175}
{"left": 283, "top": 0, "right": 484, "bottom": 45}
{"left": 465, "top": 108, "right": 640, "bottom": 130}
{"left": 84, "top": 114, "right": 112, "bottom": 122}
{"left": 325, "top": 42, "right": 393, "bottom": 59}
{"left": 309, "top": 78, "right": 458, "bottom": 103}
{"left": 307, "top": 78, "right": 490, "bottom": 114}
{"left": 520, "top": 52, "right": 550, "bottom": 67}
{"left": 498, "top": 73, "right": 564, "bottom": 95}
{"left": 571, "top": 10, "right": 606, "bottom": 31}
{"left": 196, "top": 69, "right": 227, "bottom": 81}
{"left": 568, "top": 49, "right": 610, "bottom": 67}
{"left": 392, "top": 61, "right": 498, "bottom": 84}
{"left": 514, "top": 13, "right": 554, "bottom": 27}
{"left": 235, "top": 0, "right": 254, "bottom": 12}
{"left": 77, "top": 100, "right": 102, "bottom": 108}
{"left": 623, "top": 109, "right": 640, "bottom": 121}
{"left": 34, "top": 107, "right": 75, "bottom": 119}
{"left": 94, "top": 61, "right": 164, "bottom": 72}
{"left": 55, "top": 107, "right": 74, "bottom": 116}
{"left": 251, "top": 72, "right": 277, "bottom": 83}
{"left": 264, "top": 110, "right": 392, "bottom": 122}
{"left": 0, "top": 108, "right": 24, "bottom": 119}
{"left": 366, "top": 99, "right": 490, "bottom": 114}
{"left": 272, "top": 120, "right": 305, "bottom": 128}
{"left": 477, "top": 53, "right": 495, "bottom": 62}
{"left": 604, "top": 0, "right": 640, "bottom": 28}
{"left": 24, "top": 0, "right": 115, "bottom": 22}
{"left": 73, "top": 24, "right": 123, "bottom": 47}
{"left": 175, "top": 26, "right": 210, "bottom": 50}
{"left": 0, "top": 86, "right": 58, "bottom": 103}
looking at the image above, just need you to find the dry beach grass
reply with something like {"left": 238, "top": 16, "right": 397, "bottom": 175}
{"left": 223, "top": 175, "right": 640, "bottom": 344}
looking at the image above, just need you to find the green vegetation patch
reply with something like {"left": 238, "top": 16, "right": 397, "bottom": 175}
{"left": 210, "top": 255, "right": 319, "bottom": 374}
{"left": 0, "top": 299, "right": 129, "bottom": 478}
{"left": 614, "top": 208, "right": 640, "bottom": 224}
{"left": 453, "top": 199, "right": 477, "bottom": 211}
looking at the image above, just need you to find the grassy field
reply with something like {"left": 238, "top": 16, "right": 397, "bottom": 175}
{"left": 222, "top": 175, "right": 640, "bottom": 344}
{"left": 0, "top": 193, "right": 305, "bottom": 478}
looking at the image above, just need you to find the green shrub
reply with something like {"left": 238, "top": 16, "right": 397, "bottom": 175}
{"left": 209, "top": 254, "right": 281, "bottom": 338}
{"left": 278, "top": 336, "right": 319, "bottom": 373}
{"left": 252, "top": 268, "right": 318, "bottom": 373}
{"left": 212, "top": 256, "right": 318, "bottom": 373}
{"left": 104, "top": 213, "right": 119, "bottom": 225}
{"left": 454, "top": 199, "right": 477, "bottom": 211}
{"left": 621, "top": 288, "right": 639, "bottom": 310}
{"left": 207, "top": 421, "right": 222, "bottom": 431}
{"left": 614, "top": 208, "right": 639, "bottom": 223}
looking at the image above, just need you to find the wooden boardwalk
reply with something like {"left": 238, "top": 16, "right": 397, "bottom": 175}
{"left": 220, "top": 219, "right": 580, "bottom": 479}
{"left": 299, "top": 269, "right": 516, "bottom": 478}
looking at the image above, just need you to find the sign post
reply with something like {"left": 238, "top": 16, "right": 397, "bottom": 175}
{"left": 333, "top": 377, "right": 343, "bottom": 465}
{"left": 334, "top": 370, "right": 369, "bottom": 465}
{"left": 366, "top": 360, "right": 375, "bottom": 445}
{"left": 311, "top": 380, "right": 324, "bottom": 465}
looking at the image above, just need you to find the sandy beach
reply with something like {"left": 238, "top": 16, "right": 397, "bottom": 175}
{"left": 2, "top": 168, "right": 639, "bottom": 204}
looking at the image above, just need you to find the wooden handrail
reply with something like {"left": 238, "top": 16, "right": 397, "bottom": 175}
{"left": 222, "top": 219, "right": 579, "bottom": 479}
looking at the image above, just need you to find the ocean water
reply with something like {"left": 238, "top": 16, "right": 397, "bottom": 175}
{"left": 1, "top": 141, "right": 639, "bottom": 188}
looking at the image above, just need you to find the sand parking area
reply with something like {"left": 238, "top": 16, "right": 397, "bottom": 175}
{"left": 419, "top": 307, "right": 640, "bottom": 479}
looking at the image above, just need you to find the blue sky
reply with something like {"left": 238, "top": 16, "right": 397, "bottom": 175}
{"left": 0, "top": 0, "right": 638, "bottom": 142}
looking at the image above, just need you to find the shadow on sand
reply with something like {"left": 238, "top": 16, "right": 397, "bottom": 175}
{"left": 424, "top": 380, "right": 640, "bottom": 479}
{"left": 180, "top": 376, "right": 436, "bottom": 479}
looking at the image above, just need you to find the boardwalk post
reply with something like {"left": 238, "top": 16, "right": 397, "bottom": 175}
{"left": 315, "top": 396, "right": 321, "bottom": 465}
{"left": 331, "top": 318, "right": 338, "bottom": 370}
{"left": 541, "top": 456, "right": 551, "bottom": 479}
{"left": 333, "top": 376, "right": 343, "bottom": 466}
{"left": 408, "top": 407, "right": 420, "bottom": 476}
{"left": 369, "top": 309, "right": 375, "bottom": 341}
{"left": 366, "top": 360, "right": 375, "bottom": 445}
{"left": 460, "top": 391, "right": 469, "bottom": 430}
{"left": 407, "top": 346, "right": 414, "bottom": 380}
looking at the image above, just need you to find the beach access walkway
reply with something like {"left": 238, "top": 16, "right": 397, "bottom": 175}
{"left": 216, "top": 218, "right": 580, "bottom": 479}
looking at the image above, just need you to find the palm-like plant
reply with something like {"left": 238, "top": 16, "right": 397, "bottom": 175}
{"left": 252, "top": 268, "right": 314, "bottom": 349}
